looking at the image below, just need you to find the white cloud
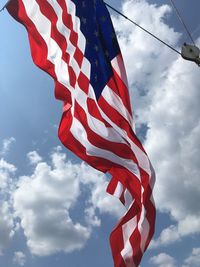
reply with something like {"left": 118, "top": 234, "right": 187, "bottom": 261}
{"left": 0, "top": 158, "right": 16, "bottom": 253}
{"left": 13, "top": 251, "right": 26, "bottom": 266}
{"left": 84, "top": 206, "right": 101, "bottom": 227}
{"left": 150, "top": 253, "right": 177, "bottom": 267}
{"left": 13, "top": 148, "right": 124, "bottom": 256}
{"left": 0, "top": 136, "right": 125, "bottom": 257}
{"left": 150, "top": 225, "right": 181, "bottom": 249}
{"left": 183, "top": 248, "right": 200, "bottom": 267}
{"left": 145, "top": 55, "right": 200, "bottom": 246}
{"left": 0, "top": 201, "right": 15, "bottom": 254}
{"left": 27, "top": 151, "right": 42, "bottom": 165}
{"left": 14, "top": 149, "right": 90, "bottom": 256}
{"left": 112, "top": 0, "right": 180, "bottom": 126}
{"left": 0, "top": 158, "right": 16, "bottom": 190}
{"left": 112, "top": 0, "right": 200, "bottom": 248}
{"left": 0, "top": 137, "right": 15, "bottom": 156}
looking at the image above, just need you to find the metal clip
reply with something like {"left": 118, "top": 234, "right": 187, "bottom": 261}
{"left": 181, "top": 43, "right": 200, "bottom": 66}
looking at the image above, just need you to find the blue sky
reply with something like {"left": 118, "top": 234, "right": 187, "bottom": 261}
{"left": 0, "top": 1, "right": 200, "bottom": 267}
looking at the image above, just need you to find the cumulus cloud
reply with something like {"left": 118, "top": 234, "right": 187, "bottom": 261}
{"left": 0, "top": 201, "right": 15, "bottom": 254}
{"left": 0, "top": 138, "right": 123, "bottom": 258}
{"left": 112, "top": 0, "right": 180, "bottom": 126}
{"left": 145, "top": 55, "right": 200, "bottom": 246}
{"left": 13, "top": 251, "right": 26, "bottom": 266}
{"left": 150, "top": 253, "right": 177, "bottom": 267}
{"left": 150, "top": 248, "right": 200, "bottom": 267}
{"left": 112, "top": 0, "right": 200, "bottom": 248}
{"left": 0, "top": 158, "right": 16, "bottom": 190}
{"left": 14, "top": 149, "right": 89, "bottom": 256}
{"left": 0, "top": 158, "right": 16, "bottom": 253}
{"left": 27, "top": 151, "right": 42, "bottom": 165}
{"left": 150, "top": 225, "right": 181, "bottom": 249}
{"left": 183, "top": 247, "right": 200, "bottom": 267}
{"left": 0, "top": 137, "right": 16, "bottom": 156}
{"left": 13, "top": 148, "right": 123, "bottom": 256}
{"left": 84, "top": 206, "right": 101, "bottom": 227}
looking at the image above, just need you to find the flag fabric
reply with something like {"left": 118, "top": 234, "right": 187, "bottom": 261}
{"left": 7, "top": 0, "right": 156, "bottom": 266}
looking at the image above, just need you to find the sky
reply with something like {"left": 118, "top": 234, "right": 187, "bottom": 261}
{"left": 0, "top": 0, "right": 200, "bottom": 267}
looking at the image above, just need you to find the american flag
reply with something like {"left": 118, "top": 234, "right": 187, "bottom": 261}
{"left": 7, "top": 0, "right": 156, "bottom": 266}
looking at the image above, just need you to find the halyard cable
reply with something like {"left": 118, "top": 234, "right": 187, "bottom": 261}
{"left": 1, "top": 0, "right": 181, "bottom": 56}
{"left": 168, "top": 0, "right": 196, "bottom": 46}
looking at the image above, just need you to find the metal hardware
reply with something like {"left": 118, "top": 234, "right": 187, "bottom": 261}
{"left": 181, "top": 43, "right": 200, "bottom": 66}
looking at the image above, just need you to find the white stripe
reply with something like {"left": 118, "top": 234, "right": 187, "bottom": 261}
{"left": 138, "top": 177, "right": 150, "bottom": 253}
{"left": 22, "top": 0, "right": 74, "bottom": 91}
{"left": 23, "top": 0, "right": 87, "bottom": 94}
{"left": 99, "top": 96, "right": 151, "bottom": 175}
{"left": 64, "top": 1, "right": 85, "bottom": 53}
{"left": 121, "top": 216, "right": 137, "bottom": 267}
{"left": 112, "top": 183, "right": 133, "bottom": 210}
{"left": 86, "top": 115, "right": 127, "bottom": 144}
{"left": 138, "top": 206, "right": 150, "bottom": 253}
{"left": 111, "top": 55, "right": 128, "bottom": 88}
{"left": 47, "top": 0, "right": 86, "bottom": 80}
{"left": 70, "top": 117, "right": 141, "bottom": 179}
{"left": 113, "top": 181, "right": 124, "bottom": 199}
{"left": 72, "top": 84, "right": 128, "bottom": 144}
{"left": 59, "top": 0, "right": 85, "bottom": 53}
{"left": 102, "top": 85, "right": 134, "bottom": 130}
{"left": 46, "top": 0, "right": 79, "bottom": 72}
{"left": 124, "top": 189, "right": 133, "bottom": 209}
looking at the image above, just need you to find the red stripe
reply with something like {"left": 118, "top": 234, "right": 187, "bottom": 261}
{"left": 7, "top": 0, "right": 56, "bottom": 78}
{"left": 59, "top": 110, "right": 140, "bottom": 184}
{"left": 77, "top": 71, "right": 90, "bottom": 94}
{"left": 7, "top": 1, "right": 20, "bottom": 23}
{"left": 109, "top": 168, "right": 142, "bottom": 209}
{"left": 57, "top": 0, "right": 84, "bottom": 67}
{"left": 107, "top": 177, "right": 125, "bottom": 206}
{"left": 74, "top": 101, "right": 139, "bottom": 164}
{"left": 87, "top": 98, "right": 110, "bottom": 127}
{"left": 108, "top": 65, "right": 132, "bottom": 116}
{"left": 54, "top": 81, "right": 72, "bottom": 103}
{"left": 98, "top": 95, "right": 146, "bottom": 154}
{"left": 58, "top": 110, "right": 112, "bottom": 173}
{"left": 110, "top": 201, "right": 140, "bottom": 267}
{"left": 140, "top": 169, "right": 156, "bottom": 242}
{"left": 106, "top": 176, "right": 120, "bottom": 195}
{"left": 110, "top": 226, "right": 127, "bottom": 267}
{"left": 34, "top": 0, "right": 84, "bottom": 89}
{"left": 35, "top": 0, "right": 70, "bottom": 63}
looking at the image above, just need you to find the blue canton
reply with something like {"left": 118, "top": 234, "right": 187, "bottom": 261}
{"left": 72, "top": 0, "right": 120, "bottom": 100}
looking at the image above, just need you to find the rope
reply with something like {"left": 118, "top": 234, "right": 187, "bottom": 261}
{"left": 169, "top": 0, "right": 196, "bottom": 46}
